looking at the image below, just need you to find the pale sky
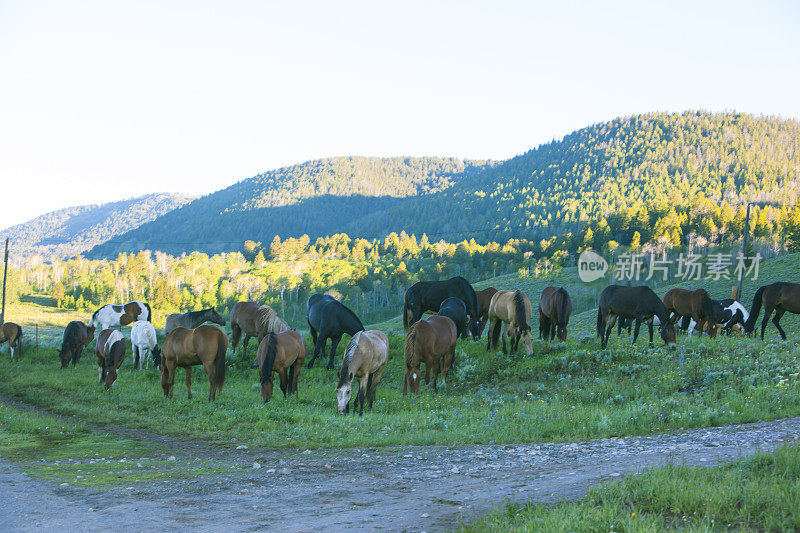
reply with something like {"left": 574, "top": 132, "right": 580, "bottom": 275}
{"left": 1, "top": 0, "right": 799, "bottom": 230}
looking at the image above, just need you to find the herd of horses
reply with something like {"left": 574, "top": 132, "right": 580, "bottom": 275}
{"left": 3, "top": 275, "right": 798, "bottom": 415}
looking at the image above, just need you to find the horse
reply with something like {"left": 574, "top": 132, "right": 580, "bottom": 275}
{"left": 96, "top": 329, "right": 125, "bottom": 389}
{"left": 89, "top": 301, "right": 151, "bottom": 331}
{"left": 597, "top": 285, "right": 676, "bottom": 349}
{"left": 161, "top": 325, "right": 228, "bottom": 401}
{"left": 403, "top": 315, "right": 457, "bottom": 395}
{"left": 718, "top": 299, "right": 749, "bottom": 334}
{"left": 256, "top": 330, "right": 306, "bottom": 403}
{"left": 486, "top": 289, "right": 534, "bottom": 356}
{"left": 165, "top": 308, "right": 226, "bottom": 336}
{"left": 58, "top": 321, "right": 94, "bottom": 369}
{"left": 306, "top": 294, "right": 365, "bottom": 370}
{"left": 403, "top": 276, "right": 481, "bottom": 339}
{"left": 0, "top": 322, "right": 23, "bottom": 359}
{"left": 663, "top": 288, "right": 720, "bottom": 338}
{"left": 475, "top": 287, "right": 498, "bottom": 338}
{"left": 437, "top": 297, "right": 468, "bottom": 342}
{"left": 744, "top": 282, "right": 800, "bottom": 340}
{"left": 680, "top": 298, "right": 744, "bottom": 336}
{"left": 336, "top": 330, "right": 389, "bottom": 415}
{"left": 229, "top": 302, "right": 281, "bottom": 361}
{"left": 131, "top": 320, "right": 161, "bottom": 370}
{"left": 538, "top": 286, "right": 572, "bottom": 341}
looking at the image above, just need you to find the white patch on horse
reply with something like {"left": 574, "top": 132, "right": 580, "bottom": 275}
{"left": 412, "top": 373, "right": 417, "bottom": 381}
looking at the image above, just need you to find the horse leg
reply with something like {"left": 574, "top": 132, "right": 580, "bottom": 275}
{"left": 403, "top": 369, "right": 408, "bottom": 395}
{"left": 368, "top": 368, "right": 384, "bottom": 410}
{"left": 501, "top": 324, "right": 508, "bottom": 354}
{"left": 356, "top": 376, "right": 367, "bottom": 416}
{"left": 242, "top": 335, "right": 251, "bottom": 361}
{"left": 290, "top": 357, "right": 303, "bottom": 394}
{"left": 185, "top": 367, "right": 193, "bottom": 399}
{"left": 327, "top": 335, "right": 342, "bottom": 370}
{"left": 230, "top": 325, "right": 241, "bottom": 356}
{"left": 761, "top": 305, "right": 774, "bottom": 341}
{"left": 133, "top": 346, "right": 139, "bottom": 370}
{"left": 772, "top": 308, "right": 787, "bottom": 340}
{"left": 632, "top": 316, "right": 643, "bottom": 346}
{"left": 648, "top": 320, "right": 654, "bottom": 345}
{"left": 307, "top": 334, "right": 326, "bottom": 369}
{"left": 200, "top": 360, "right": 216, "bottom": 401}
{"left": 431, "top": 358, "right": 440, "bottom": 391}
{"left": 278, "top": 369, "right": 289, "bottom": 397}
{"left": 603, "top": 314, "right": 617, "bottom": 349}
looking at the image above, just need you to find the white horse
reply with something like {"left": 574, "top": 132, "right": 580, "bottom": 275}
{"left": 89, "top": 301, "right": 151, "bottom": 331}
{"left": 131, "top": 320, "right": 160, "bottom": 370}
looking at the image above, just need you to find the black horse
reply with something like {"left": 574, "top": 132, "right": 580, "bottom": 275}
{"left": 437, "top": 297, "right": 467, "bottom": 339}
{"left": 58, "top": 321, "right": 95, "bottom": 369}
{"left": 403, "top": 276, "right": 480, "bottom": 339}
{"left": 597, "top": 285, "right": 676, "bottom": 349}
{"left": 306, "top": 293, "right": 365, "bottom": 369}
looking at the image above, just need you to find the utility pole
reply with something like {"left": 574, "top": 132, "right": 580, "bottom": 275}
{"left": 1, "top": 238, "right": 8, "bottom": 324}
{"left": 736, "top": 203, "right": 752, "bottom": 300}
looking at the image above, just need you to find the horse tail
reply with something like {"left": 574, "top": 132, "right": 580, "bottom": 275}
{"left": 513, "top": 291, "right": 529, "bottom": 331}
{"left": 144, "top": 302, "right": 152, "bottom": 322}
{"left": 489, "top": 316, "right": 503, "bottom": 349}
{"left": 15, "top": 325, "right": 22, "bottom": 355}
{"left": 260, "top": 332, "right": 278, "bottom": 386}
{"left": 214, "top": 332, "right": 227, "bottom": 390}
{"left": 558, "top": 288, "right": 569, "bottom": 326}
{"left": 744, "top": 286, "right": 766, "bottom": 333}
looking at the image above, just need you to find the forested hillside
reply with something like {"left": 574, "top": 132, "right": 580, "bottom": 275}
{"left": 2, "top": 193, "right": 196, "bottom": 259}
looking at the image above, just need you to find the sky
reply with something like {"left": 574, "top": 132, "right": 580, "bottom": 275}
{"left": 1, "top": 0, "right": 799, "bottom": 230}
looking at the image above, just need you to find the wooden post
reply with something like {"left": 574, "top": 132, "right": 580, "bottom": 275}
{"left": 1, "top": 238, "right": 8, "bottom": 324}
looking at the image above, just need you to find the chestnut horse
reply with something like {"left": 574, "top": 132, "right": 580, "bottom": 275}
{"left": 96, "top": 329, "right": 125, "bottom": 389}
{"left": 89, "top": 301, "right": 151, "bottom": 331}
{"left": 403, "top": 315, "right": 457, "bottom": 395}
{"left": 538, "top": 286, "right": 572, "bottom": 341}
{"left": 256, "top": 330, "right": 306, "bottom": 403}
{"left": 0, "top": 322, "right": 23, "bottom": 359}
{"left": 744, "top": 282, "right": 800, "bottom": 340}
{"left": 475, "top": 287, "right": 498, "bottom": 338}
{"left": 663, "top": 288, "right": 720, "bottom": 338}
{"left": 165, "top": 308, "right": 226, "bottom": 335}
{"left": 59, "top": 321, "right": 94, "bottom": 368}
{"left": 336, "top": 330, "right": 388, "bottom": 415}
{"left": 486, "top": 290, "right": 534, "bottom": 356}
{"left": 161, "top": 325, "right": 228, "bottom": 401}
{"left": 597, "top": 285, "right": 676, "bottom": 349}
{"left": 230, "top": 302, "right": 285, "bottom": 360}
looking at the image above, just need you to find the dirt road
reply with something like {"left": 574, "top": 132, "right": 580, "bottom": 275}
{"left": 2, "top": 415, "right": 800, "bottom": 532}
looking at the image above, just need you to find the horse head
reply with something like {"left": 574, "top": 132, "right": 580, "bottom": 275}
{"left": 209, "top": 309, "right": 226, "bottom": 326}
{"left": 519, "top": 327, "right": 534, "bottom": 356}
{"left": 406, "top": 366, "right": 422, "bottom": 394}
{"left": 468, "top": 317, "right": 482, "bottom": 340}
{"left": 556, "top": 323, "right": 568, "bottom": 342}
{"left": 102, "top": 363, "right": 118, "bottom": 389}
{"left": 58, "top": 349, "right": 71, "bottom": 369}
{"left": 151, "top": 345, "right": 162, "bottom": 369}
{"left": 660, "top": 320, "right": 677, "bottom": 349}
{"left": 336, "top": 382, "right": 352, "bottom": 414}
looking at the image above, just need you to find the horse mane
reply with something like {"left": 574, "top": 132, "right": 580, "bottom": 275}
{"left": 513, "top": 291, "right": 530, "bottom": 331}
{"left": 257, "top": 305, "right": 276, "bottom": 330}
{"left": 336, "top": 301, "right": 364, "bottom": 331}
{"left": 260, "top": 332, "right": 278, "bottom": 385}
{"left": 337, "top": 331, "right": 362, "bottom": 388}
{"left": 403, "top": 328, "right": 418, "bottom": 366}
{"left": 557, "top": 287, "right": 569, "bottom": 325}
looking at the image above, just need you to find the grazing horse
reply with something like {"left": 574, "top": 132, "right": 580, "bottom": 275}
{"left": 256, "top": 330, "right": 306, "bottom": 403}
{"left": 475, "top": 287, "right": 498, "bottom": 338}
{"left": 597, "top": 285, "right": 676, "bottom": 349}
{"left": 165, "top": 308, "right": 226, "bottom": 336}
{"left": 58, "top": 321, "right": 94, "bottom": 369}
{"left": 403, "top": 315, "right": 457, "bottom": 395}
{"left": 403, "top": 276, "right": 481, "bottom": 339}
{"left": 437, "top": 297, "right": 468, "bottom": 342}
{"left": 96, "top": 329, "right": 125, "bottom": 389}
{"left": 306, "top": 294, "right": 365, "bottom": 370}
{"left": 486, "top": 290, "right": 534, "bottom": 356}
{"left": 744, "top": 282, "right": 800, "bottom": 340}
{"left": 89, "top": 301, "right": 151, "bottom": 331}
{"left": 161, "top": 325, "right": 228, "bottom": 401}
{"left": 131, "top": 320, "right": 161, "bottom": 370}
{"left": 538, "top": 286, "right": 572, "bottom": 341}
{"left": 0, "top": 322, "right": 23, "bottom": 359}
{"left": 336, "top": 330, "right": 388, "bottom": 415}
{"left": 663, "top": 288, "right": 720, "bottom": 338}
{"left": 719, "top": 299, "right": 749, "bottom": 334}
{"left": 229, "top": 302, "right": 282, "bottom": 360}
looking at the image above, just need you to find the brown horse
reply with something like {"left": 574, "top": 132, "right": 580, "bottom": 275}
{"left": 88, "top": 300, "right": 151, "bottom": 331}
{"left": 486, "top": 290, "right": 534, "bottom": 356}
{"left": 538, "top": 286, "right": 572, "bottom": 341}
{"left": 597, "top": 285, "right": 676, "bottom": 349}
{"left": 0, "top": 322, "right": 23, "bottom": 359}
{"left": 256, "top": 330, "right": 306, "bottom": 403}
{"left": 59, "top": 321, "right": 94, "bottom": 368}
{"left": 161, "top": 325, "right": 228, "bottom": 401}
{"left": 336, "top": 330, "right": 388, "bottom": 415}
{"left": 403, "top": 315, "right": 457, "bottom": 395}
{"left": 96, "top": 329, "right": 125, "bottom": 389}
{"left": 744, "top": 282, "right": 800, "bottom": 340}
{"left": 663, "top": 288, "right": 720, "bottom": 338}
{"left": 475, "top": 287, "right": 498, "bottom": 338}
{"left": 230, "top": 302, "right": 286, "bottom": 360}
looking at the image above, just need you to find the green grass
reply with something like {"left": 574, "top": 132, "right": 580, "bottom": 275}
{"left": 464, "top": 444, "right": 800, "bottom": 532}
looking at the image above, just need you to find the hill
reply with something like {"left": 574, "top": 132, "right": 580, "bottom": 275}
{"left": 1, "top": 193, "right": 197, "bottom": 259}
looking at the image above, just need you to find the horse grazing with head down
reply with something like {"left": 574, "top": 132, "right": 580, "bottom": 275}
{"left": 744, "top": 282, "right": 800, "bottom": 340}
{"left": 306, "top": 294, "right": 365, "bottom": 370}
{"left": 96, "top": 329, "right": 125, "bottom": 389}
{"left": 403, "top": 276, "right": 481, "bottom": 339}
{"left": 486, "top": 290, "right": 534, "bottom": 356}
{"left": 475, "top": 287, "right": 498, "bottom": 338}
{"left": 165, "top": 308, "right": 226, "bottom": 336}
{"left": 230, "top": 302, "right": 286, "bottom": 361}
{"left": 161, "top": 325, "right": 228, "bottom": 401}
{"left": 597, "top": 285, "right": 676, "bottom": 349}
{"left": 0, "top": 322, "right": 23, "bottom": 359}
{"left": 256, "top": 330, "right": 306, "bottom": 403}
{"left": 403, "top": 315, "right": 457, "bottom": 395}
{"left": 538, "top": 286, "right": 572, "bottom": 341}
{"left": 59, "top": 321, "right": 94, "bottom": 369}
{"left": 89, "top": 301, "right": 151, "bottom": 331}
{"left": 336, "top": 330, "right": 388, "bottom": 415}
{"left": 663, "top": 288, "right": 721, "bottom": 338}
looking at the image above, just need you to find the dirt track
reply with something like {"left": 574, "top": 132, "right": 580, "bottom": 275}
{"left": 2, "top": 414, "right": 800, "bottom": 532}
